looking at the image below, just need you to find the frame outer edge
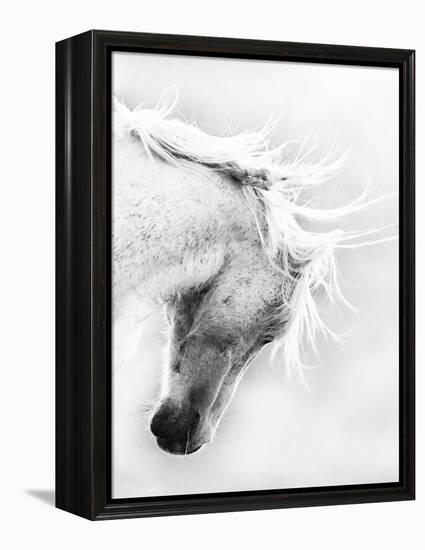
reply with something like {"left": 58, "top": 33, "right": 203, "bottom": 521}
{"left": 57, "top": 30, "right": 416, "bottom": 521}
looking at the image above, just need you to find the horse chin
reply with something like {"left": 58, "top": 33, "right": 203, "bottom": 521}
{"left": 155, "top": 436, "right": 205, "bottom": 456}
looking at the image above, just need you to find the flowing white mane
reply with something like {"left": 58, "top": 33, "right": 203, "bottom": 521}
{"left": 113, "top": 94, "right": 395, "bottom": 380}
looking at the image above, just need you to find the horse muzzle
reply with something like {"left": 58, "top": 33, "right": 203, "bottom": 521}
{"left": 150, "top": 399, "right": 206, "bottom": 455}
{"left": 155, "top": 437, "right": 203, "bottom": 455}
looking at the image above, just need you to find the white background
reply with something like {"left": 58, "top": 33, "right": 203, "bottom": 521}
{"left": 0, "top": 0, "right": 422, "bottom": 548}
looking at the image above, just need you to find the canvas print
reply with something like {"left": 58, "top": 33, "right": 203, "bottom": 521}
{"left": 111, "top": 52, "right": 398, "bottom": 499}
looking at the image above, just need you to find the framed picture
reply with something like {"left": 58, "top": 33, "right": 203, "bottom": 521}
{"left": 56, "top": 30, "right": 415, "bottom": 520}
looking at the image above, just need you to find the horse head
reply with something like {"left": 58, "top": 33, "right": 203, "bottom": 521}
{"left": 113, "top": 97, "right": 395, "bottom": 455}
{"left": 150, "top": 243, "right": 289, "bottom": 454}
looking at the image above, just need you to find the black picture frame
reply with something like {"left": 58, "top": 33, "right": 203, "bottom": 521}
{"left": 56, "top": 30, "right": 415, "bottom": 520}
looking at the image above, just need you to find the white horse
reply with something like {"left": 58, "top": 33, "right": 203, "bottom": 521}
{"left": 112, "top": 95, "right": 394, "bottom": 455}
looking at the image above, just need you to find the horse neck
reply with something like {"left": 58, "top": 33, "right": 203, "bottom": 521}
{"left": 112, "top": 136, "right": 256, "bottom": 310}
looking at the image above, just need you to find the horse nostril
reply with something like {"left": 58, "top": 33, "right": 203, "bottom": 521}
{"left": 150, "top": 405, "right": 176, "bottom": 438}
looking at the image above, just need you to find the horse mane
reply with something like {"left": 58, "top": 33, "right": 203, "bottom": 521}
{"left": 113, "top": 93, "right": 395, "bottom": 380}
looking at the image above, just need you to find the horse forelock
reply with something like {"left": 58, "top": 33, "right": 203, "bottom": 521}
{"left": 113, "top": 95, "right": 397, "bottom": 380}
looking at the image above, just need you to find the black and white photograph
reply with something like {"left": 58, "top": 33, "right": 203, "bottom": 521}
{"left": 111, "top": 51, "right": 399, "bottom": 499}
